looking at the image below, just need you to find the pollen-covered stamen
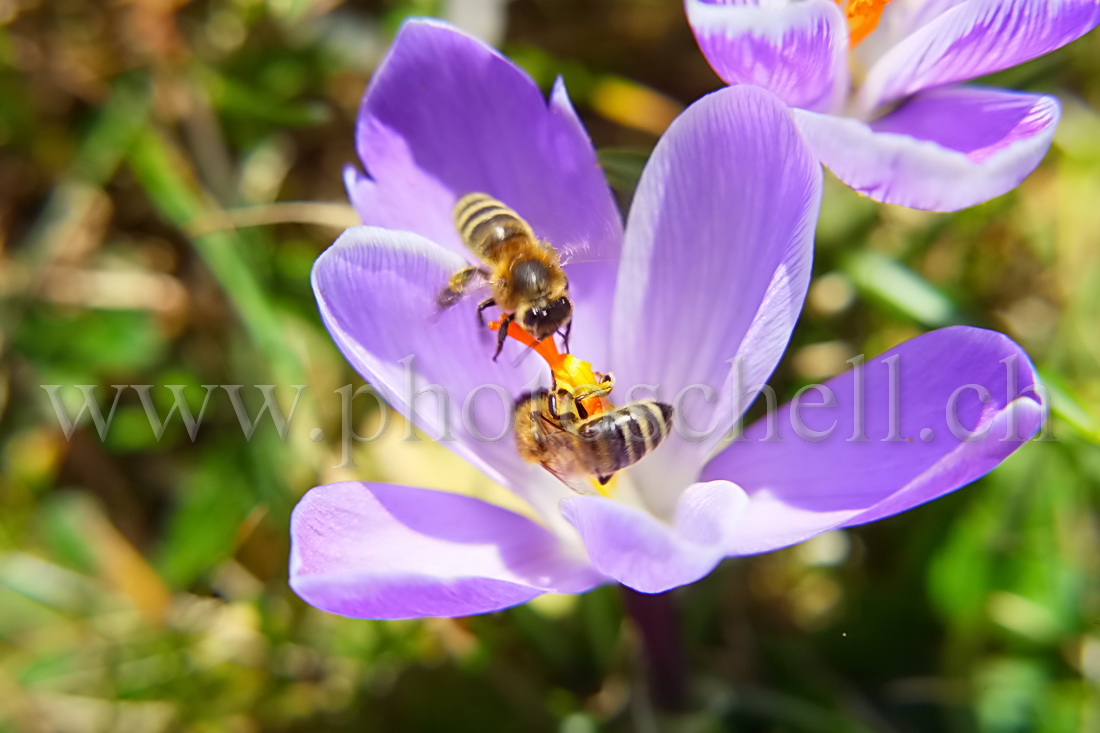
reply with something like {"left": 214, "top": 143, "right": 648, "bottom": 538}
{"left": 836, "top": 0, "right": 893, "bottom": 47}
{"left": 488, "top": 318, "right": 612, "bottom": 417}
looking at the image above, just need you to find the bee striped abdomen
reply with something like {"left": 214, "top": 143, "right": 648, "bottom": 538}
{"left": 454, "top": 193, "right": 534, "bottom": 257}
{"left": 445, "top": 191, "right": 571, "bottom": 357}
{"left": 580, "top": 401, "right": 673, "bottom": 475}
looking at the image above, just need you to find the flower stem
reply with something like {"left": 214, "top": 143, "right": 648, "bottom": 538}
{"left": 620, "top": 586, "right": 690, "bottom": 712}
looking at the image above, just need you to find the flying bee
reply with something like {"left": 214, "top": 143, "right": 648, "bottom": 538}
{"left": 514, "top": 380, "right": 674, "bottom": 489}
{"left": 438, "top": 193, "right": 572, "bottom": 360}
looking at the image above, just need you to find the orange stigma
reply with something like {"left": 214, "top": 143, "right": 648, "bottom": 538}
{"left": 837, "top": 0, "right": 893, "bottom": 46}
{"left": 488, "top": 319, "right": 612, "bottom": 417}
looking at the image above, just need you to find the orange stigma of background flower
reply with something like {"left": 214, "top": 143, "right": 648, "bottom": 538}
{"left": 488, "top": 319, "right": 612, "bottom": 417}
{"left": 838, "top": 0, "right": 893, "bottom": 46}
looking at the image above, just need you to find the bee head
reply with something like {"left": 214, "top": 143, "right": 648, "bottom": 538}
{"left": 521, "top": 296, "right": 572, "bottom": 340}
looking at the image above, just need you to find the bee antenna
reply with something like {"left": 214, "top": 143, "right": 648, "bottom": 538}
{"left": 557, "top": 322, "right": 572, "bottom": 353}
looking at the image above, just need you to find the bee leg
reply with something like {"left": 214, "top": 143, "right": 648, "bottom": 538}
{"left": 547, "top": 374, "right": 590, "bottom": 423}
{"left": 492, "top": 312, "right": 514, "bottom": 361}
{"left": 439, "top": 267, "right": 482, "bottom": 308}
{"left": 597, "top": 474, "right": 614, "bottom": 486}
{"left": 571, "top": 376, "right": 614, "bottom": 405}
{"left": 570, "top": 374, "right": 614, "bottom": 418}
{"left": 552, "top": 387, "right": 584, "bottom": 436}
{"left": 476, "top": 297, "right": 497, "bottom": 326}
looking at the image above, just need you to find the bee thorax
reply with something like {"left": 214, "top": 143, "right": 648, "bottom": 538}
{"left": 512, "top": 260, "right": 550, "bottom": 296}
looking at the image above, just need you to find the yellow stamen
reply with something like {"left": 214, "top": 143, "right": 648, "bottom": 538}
{"left": 837, "top": 0, "right": 893, "bottom": 47}
{"left": 489, "top": 319, "right": 612, "bottom": 416}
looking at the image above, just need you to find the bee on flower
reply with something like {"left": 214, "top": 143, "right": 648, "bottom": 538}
{"left": 292, "top": 20, "right": 1045, "bottom": 619}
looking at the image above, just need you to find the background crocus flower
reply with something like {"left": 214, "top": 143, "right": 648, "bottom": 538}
{"left": 291, "top": 19, "right": 1046, "bottom": 619}
{"left": 684, "top": 0, "right": 1100, "bottom": 211}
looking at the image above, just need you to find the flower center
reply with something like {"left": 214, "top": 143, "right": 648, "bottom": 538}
{"left": 836, "top": 0, "right": 893, "bottom": 46}
{"left": 489, "top": 319, "right": 613, "bottom": 417}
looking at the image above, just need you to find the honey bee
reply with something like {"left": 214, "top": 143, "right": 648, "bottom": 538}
{"left": 514, "top": 379, "right": 674, "bottom": 488}
{"left": 438, "top": 193, "right": 573, "bottom": 360}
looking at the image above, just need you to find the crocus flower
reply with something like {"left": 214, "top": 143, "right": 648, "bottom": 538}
{"left": 291, "top": 19, "right": 1045, "bottom": 619}
{"left": 684, "top": 0, "right": 1100, "bottom": 211}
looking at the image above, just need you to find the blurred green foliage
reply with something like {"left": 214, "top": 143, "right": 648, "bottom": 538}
{"left": 1, "top": 0, "right": 1099, "bottom": 731}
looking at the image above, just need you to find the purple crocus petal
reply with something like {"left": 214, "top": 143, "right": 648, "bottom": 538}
{"left": 880, "top": 0, "right": 970, "bottom": 33}
{"left": 792, "top": 86, "right": 1059, "bottom": 211}
{"left": 702, "top": 327, "right": 1045, "bottom": 555}
{"left": 348, "top": 19, "right": 623, "bottom": 270}
{"left": 291, "top": 482, "right": 605, "bottom": 619}
{"left": 312, "top": 226, "right": 576, "bottom": 519}
{"left": 684, "top": 0, "right": 849, "bottom": 113}
{"left": 610, "top": 85, "right": 820, "bottom": 511}
{"left": 860, "top": 0, "right": 1100, "bottom": 111}
{"left": 857, "top": 0, "right": 968, "bottom": 66}
{"left": 560, "top": 481, "right": 748, "bottom": 593}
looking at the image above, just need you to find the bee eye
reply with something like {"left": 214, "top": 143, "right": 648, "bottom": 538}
{"left": 547, "top": 393, "right": 558, "bottom": 418}
{"left": 523, "top": 308, "right": 544, "bottom": 328}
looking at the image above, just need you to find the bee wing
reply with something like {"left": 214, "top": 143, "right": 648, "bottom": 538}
{"left": 529, "top": 414, "right": 602, "bottom": 495}
{"left": 537, "top": 462, "right": 602, "bottom": 496}
{"left": 553, "top": 238, "right": 599, "bottom": 266}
